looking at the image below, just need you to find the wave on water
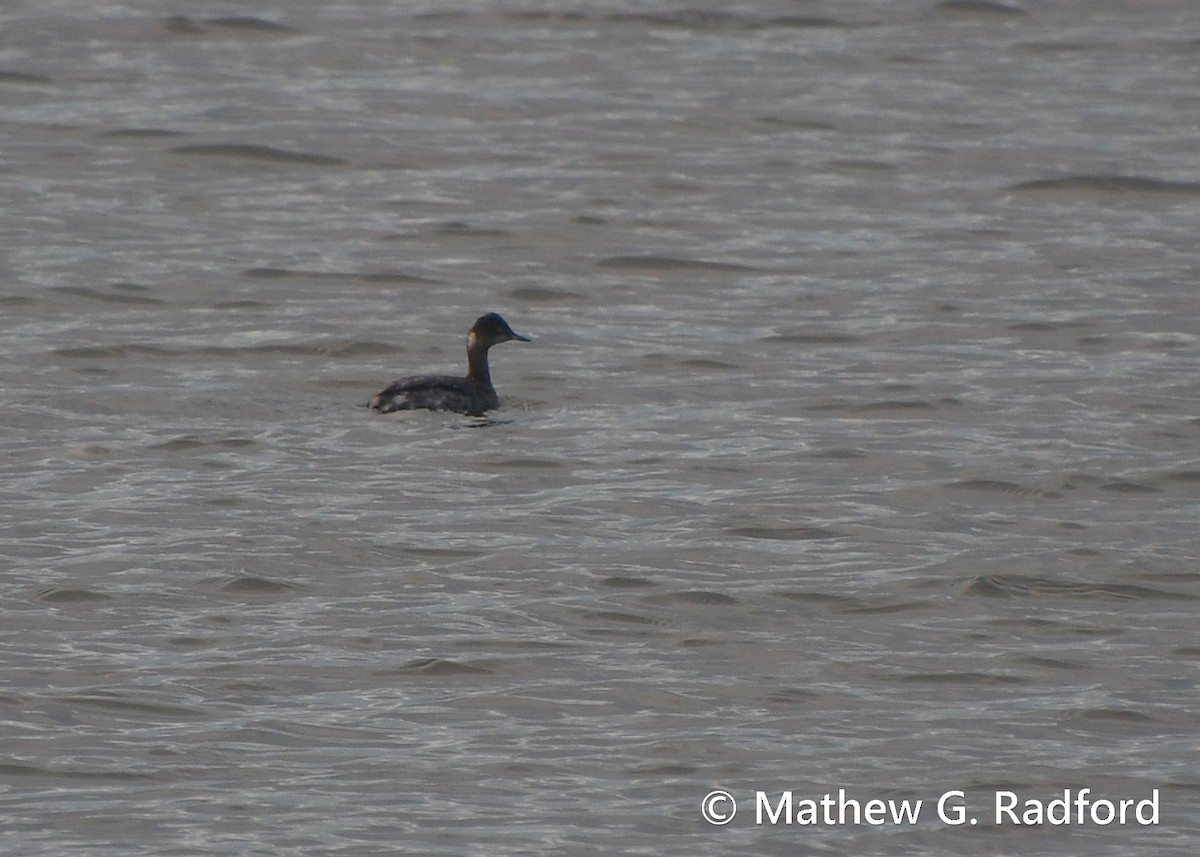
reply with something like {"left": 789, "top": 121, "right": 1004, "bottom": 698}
{"left": 640, "top": 589, "right": 739, "bottom": 607}
{"left": 35, "top": 587, "right": 112, "bottom": 604}
{"left": 163, "top": 16, "right": 300, "bottom": 36}
{"left": 947, "top": 479, "right": 1064, "bottom": 500}
{"left": 596, "top": 255, "right": 765, "bottom": 274}
{"left": 55, "top": 340, "right": 400, "bottom": 359}
{"left": 242, "top": 267, "right": 439, "bottom": 285}
{"left": 150, "top": 436, "right": 258, "bottom": 453}
{"left": 475, "top": 10, "right": 845, "bottom": 30}
{"left": 207, "top": 574, "right": 302, "bottom": 596}
{"left": 933, "top": 0, "right": 1026, "bottom": 17}
{"left": 727, "top": 525, "right": 843, "bottom": 541}
{"left": 52, "top": 284, "right": 163, "bottom": 305}
{"left": 100, "top": 128, "right": 187, "bottom": 139}
{"left": 432, "top": 221, "right": 515, "bottom": 238}
{"left": 0, "top": 70, "right": 54, "bottom": 85}
{"left": 379, "top": 658, "right": 494, "bottom": 677}
{"left": 170, "top": 143, "right": 345, "bottom": 167}
{"left": 963, "top": 574, "right": 1192, "bottom": 601}
{"left": 1007, "top": 175, "right": 1200, "bottom": 196}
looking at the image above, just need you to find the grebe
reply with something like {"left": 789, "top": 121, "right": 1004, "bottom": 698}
{"left": 369, "top": 313, "right": 530, "bottom": 415}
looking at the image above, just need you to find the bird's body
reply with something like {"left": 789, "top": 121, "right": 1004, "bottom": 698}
{"left": 369, "top": 313, "right": 529, "bottom": 416}
{"left": 370, "top": 373, "right": 500, "bottom": 415}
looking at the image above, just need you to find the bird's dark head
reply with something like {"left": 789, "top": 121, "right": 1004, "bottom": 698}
{"left": 468, "top": 313, "right": 531, "bottom": 349}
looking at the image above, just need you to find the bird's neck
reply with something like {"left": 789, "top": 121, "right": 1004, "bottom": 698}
{"left": 467, "top": 340, "right": 492, "bottom": 387}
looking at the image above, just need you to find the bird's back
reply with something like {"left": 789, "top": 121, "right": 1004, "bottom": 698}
{"left": 369, "top": 374, "right": 498, "bottom": 415}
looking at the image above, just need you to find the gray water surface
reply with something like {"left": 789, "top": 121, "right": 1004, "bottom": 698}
{"left": 2, "top": 1, "right": 1199, "bottom": 854}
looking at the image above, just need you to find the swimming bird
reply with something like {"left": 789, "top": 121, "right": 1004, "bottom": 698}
{"left": 369, "top": 313, "right": 530, "bottom": 415}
